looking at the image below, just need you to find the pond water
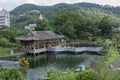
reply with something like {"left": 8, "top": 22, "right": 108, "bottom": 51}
{"left": 1, "top": 52, "right": 100, "bottom": 80}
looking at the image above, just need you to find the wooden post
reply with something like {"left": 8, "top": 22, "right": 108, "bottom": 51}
{"left": 24, "top": 43, "right": 27, "bottom": 53}
{"left": 33, "top": 41, "right": 36, "bottom": 56}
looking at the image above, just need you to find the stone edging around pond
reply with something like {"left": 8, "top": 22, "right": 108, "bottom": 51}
{"left": 0, "top": 60, "right": 20, "bottom": 68}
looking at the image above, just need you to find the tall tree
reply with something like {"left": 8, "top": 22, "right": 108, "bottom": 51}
{"left": 51, "top": 12, "right": 97, "bottom": 39}
{"left": 98, "top": 16, "right": 112, "bottom": 36}
{"left": 35, "top": 20, "right": 51, "bottom": 31}
{"left": 51, "top": 12, "right": 77, "bottom": 39}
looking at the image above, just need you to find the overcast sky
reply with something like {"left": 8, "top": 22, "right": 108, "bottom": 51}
{"left": 0, "top": 0, "right": 120, "bottom": 11}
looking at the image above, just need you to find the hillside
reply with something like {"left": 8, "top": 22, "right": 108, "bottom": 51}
{"left": 10, "top": 2, "right": 120, "bottom": 28}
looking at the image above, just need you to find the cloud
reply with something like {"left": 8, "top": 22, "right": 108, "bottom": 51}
{"left": 0, "top": 0, "right": 25, "bottom": 11}
{"left": 35, "top": 0, "right": 79, "bottom": 5}
{"left": 25, "top": 0, "right": 35, "bottom": 4}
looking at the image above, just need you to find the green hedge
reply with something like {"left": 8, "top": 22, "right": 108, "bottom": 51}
{"left": 0, "top": 67, "right": 25, "bottom": 80}
{"left": 47, "top": 69, "right": 101, "bottom": 80}
{"left": 76, "top": 70, "right": 101, "bottom": 80}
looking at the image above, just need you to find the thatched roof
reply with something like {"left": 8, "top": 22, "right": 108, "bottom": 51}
{"left": 15, "top": 31, "right": 64, "bottom": 41}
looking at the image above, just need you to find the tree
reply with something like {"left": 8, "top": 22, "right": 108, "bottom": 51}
{"left": 35, "top": 20, "right": 52, "bottom": 31}
{"left": 0, "top": 37, "right": 9, "bottom": 47}
{"left": 51, "top": 12, "right": 97, "bottom": 39}
{"left": 98, "top": 16, "right": 112, "bottom": 36}
{"left": 51, "top": 12, "right": 77, "bottom": 39}
{"left": 0, "top": 27, "right": 26, "bottom": 48}
{"left": 0, "top": 27, "right": 26, "bottom": 42}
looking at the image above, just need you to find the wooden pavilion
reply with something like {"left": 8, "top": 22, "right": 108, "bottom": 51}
{"left": 15, "top": 31, "right": 65, "bottom": 55}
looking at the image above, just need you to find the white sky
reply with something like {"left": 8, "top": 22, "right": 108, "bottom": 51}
{"left": 0, "top": 0, "right": 120, "bottom": 11}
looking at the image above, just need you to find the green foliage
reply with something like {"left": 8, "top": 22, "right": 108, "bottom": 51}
{"left": 104, "top": 39, "right": 112, "bottom": 46}
{"left": 33, "top": 12, "right": 116, "bottom": 40}
{"left": 19, "top": 58, "right": 29, "bottom": 77}
{"left": 98, "top": 16, "right": 112, "bottom": 36}
{"left": 101, "top": 39, "right": 113, "bottom": 54}
{"left": 0, "top": 27, "right": 25, "bottom": 48}
{"left": 35, "top": 19, "right": 52, "bottom": 31}
{"left": 8, "top": 3, "right": 120, "bottom": 40}
{"left": 47, "top": 69, "right": 101, "bottom": 80}
{"left": 112, "top": 31, "right": 120, "bottom": 46}
{"left": 0, "top": 27, "right": 26, "bottom": 42}
{"left": 0, "top": 67, "right": 25, "bottom": 80}
{"left": 0, "top": 47, "right": 11, "bottom": 57}
{"left": 48, "top": 69, "right": 76, "bottom": 80}
{"left": 0, "top": 38, "right": 9, "bottom": 47}
{"left": 51, "top": 12, "right": 77, "bottom": 39}
{"left": 51, "top": 12, "right": 97, "bottom": 39}
{"left": 10, "top": 3, "right": 120, "bottom": 28}
{"left": 76, "top": 70, "right": 101, "bottom": 80}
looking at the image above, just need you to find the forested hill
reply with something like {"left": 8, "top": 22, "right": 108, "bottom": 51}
{"left": 74, "top": 3, "right": 120, "bottom": 17}
{"left": 10, "top": 2, "right": 120, "bottom": 28}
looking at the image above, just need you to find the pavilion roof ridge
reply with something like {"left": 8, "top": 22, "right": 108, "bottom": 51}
{"left": 15, "top": 30, "right": 65, "bottom": 41}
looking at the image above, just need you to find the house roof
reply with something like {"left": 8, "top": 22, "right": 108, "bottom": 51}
{"left": 15, "top": 31, "right": 64, "bottom": 41}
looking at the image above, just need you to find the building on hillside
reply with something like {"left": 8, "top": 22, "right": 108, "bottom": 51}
{"left": 0, "top": 9, "right": 10, "bottom": 28}
{"left": 15, "top": 31, "right": 65, "bottom": 55}
{"left": 38, "top": 14, "right": 44, "bottom": 20}
{"left": 24, "top": 23, "right": 37, "bottom": 31}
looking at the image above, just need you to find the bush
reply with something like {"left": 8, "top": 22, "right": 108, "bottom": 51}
{"left": 47, "top": 69, "right": 102, "bottom": 80}
{"left": 0, "top": 67, "right": 25, "bottom": 80}
{"left": 47, "top": 69, "right": 76, "bottom": 80}
{"left": 19, "top": 58, "right": 29, "bottom": 77}
{"left": 76, "top": 70, "right": 101, "bottom": 80}
{"left": 101, "top": 48, "right": 109, "bottom": 54}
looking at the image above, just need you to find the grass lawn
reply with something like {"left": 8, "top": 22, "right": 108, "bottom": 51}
{"left": 100, "top": 47, "right": 120, "bottom": 80}
{"left": 105, "top": 70, "right": 120, "bottom": 80}
{"left": 0, "top": 47, "right": 21, "bottom": 57}
{"left": 105, "top": 47, "right": 119, "bottom": 64}
{"left": 0, "top": 47, "right": 11, "bottom": 57}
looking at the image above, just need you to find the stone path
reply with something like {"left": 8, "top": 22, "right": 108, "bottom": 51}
{"left": 0, "top": 60, "right": 19, "bottom": 68}
{"left": 110, "top": 58, "right": 120, "bottom": 71}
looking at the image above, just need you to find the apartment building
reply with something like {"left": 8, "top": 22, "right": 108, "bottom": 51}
{"left": 0, "top": 9, "right": 10, "bottom": 28}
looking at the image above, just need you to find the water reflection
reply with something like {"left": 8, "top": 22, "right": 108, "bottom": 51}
{"left": 28, "top": 54, "right": 86, "bottom": 69}
{"left": 0, "top": 52, "right": 100, "bottom": 79}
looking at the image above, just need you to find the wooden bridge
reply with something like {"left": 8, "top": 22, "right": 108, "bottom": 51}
{"left": 47, "top": 46, "right": 103, "bottom": 53}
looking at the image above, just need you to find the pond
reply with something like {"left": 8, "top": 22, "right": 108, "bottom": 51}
{"left": 1, "top": 52, "right": 100, "bottom": 80}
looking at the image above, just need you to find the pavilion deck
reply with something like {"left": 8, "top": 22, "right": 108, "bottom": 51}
{"left": 26, "top": 48, "right": 47, "bottom": 54}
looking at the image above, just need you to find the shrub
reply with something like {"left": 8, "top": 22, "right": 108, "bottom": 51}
{"left": 47, "top": 69, "right": 76, "bottom": 80}
{"left": 0, "top": 67, "right": 25, "bottom": 80}
{"left": 19, "top": 58, "right": 29, "bottom": 70}
{"left": 76, "top": 70, "right": 101, "bottom": 80}
{"left": 19, "top": 58, "right": 29, "bottom": 77}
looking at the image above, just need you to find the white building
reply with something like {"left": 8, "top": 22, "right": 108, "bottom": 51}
{"left": 24, "top": 23, "right": 37, "bottom": 31}
{"left": 0, "top": 9, "right": 10, "bottom": 28}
